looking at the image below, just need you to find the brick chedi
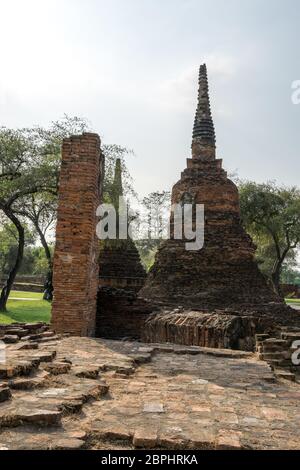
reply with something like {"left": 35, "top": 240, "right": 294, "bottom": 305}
{"left": 96, "top": 159, "right": 147, "bottom": 339}
{"left": 99, "top": 241, "right": 147, "bottom": 291}
{"left": 51, "top": 134, "right": 103, "bottom": 336}
{"left": 140, "top": 64, "right": 277, "bottom": 307}
{"left": 140, "top": 64, "right": 300, "bottom": 350}
{"left": 98, "top": 159, "right": 147, "bottom": 292}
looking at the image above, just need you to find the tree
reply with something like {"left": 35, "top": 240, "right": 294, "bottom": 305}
{"left": 0, "top": 116, "right": 89, "bottom": 310}
{"left": 281, "top": 261, "right": 300, "bottom": 286}
{"left": 0, "top": 220, "right": 36, "bottom": 275}
{"left": 102, "top": 144, "right": 137, "bottom": 203}
{"left": 137, "top": 191, "right": 171, "bottom": 270}
{"left": 0, "top": 127, "right": 55, "bottom": 311}
{"left": 142, "top": 191, "right": 171, "bottom": 240}
{"left": 14, "top": 194, "right": 57, "bottom": 300}
{"left": 239, "top": 181, "right": 300, "bottom": 296}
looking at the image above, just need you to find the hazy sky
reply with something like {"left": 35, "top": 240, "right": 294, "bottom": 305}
{"left": 1, "top": 0, "right": 299, "bottom": 198}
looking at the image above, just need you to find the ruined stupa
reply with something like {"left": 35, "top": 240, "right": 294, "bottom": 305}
{"left": 140, "top": 64, "right": 300, "bottom": 350}
{"left": 98, "top": 158, "right": 146, "bottom": 292}
{"left": 96, "top": 159, "right": 147, "bottom": 338}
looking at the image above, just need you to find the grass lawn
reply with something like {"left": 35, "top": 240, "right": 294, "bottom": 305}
{"left": 286, "top": 298, "right": 300, "bottom": 305}
{"left": 9, "top": 291, "right": 44, "bottom": 299}
{"left": 0, "top": 291, "right": 51, "bottom": 325}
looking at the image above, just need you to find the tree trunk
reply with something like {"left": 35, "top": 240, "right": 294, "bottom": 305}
{"left": 34, "top": 224, "right": 53, "bottom": 302}
{"left": 271, "top": 266, "right": 282, "bottom": 297}
{"left": 0, "top": 211, "right": 25, "bottom": 312}
{"left": 269, "top": 233, "right": 290, "bottom": 300}
{"left": 271, "top": 255, "right": 287, "bottom": 299}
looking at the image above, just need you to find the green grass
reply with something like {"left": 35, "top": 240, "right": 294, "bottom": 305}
{"left": 0, "top": 290, "right": 51, "bottom": 325}
{"left": 286, "top": 299, "right": 300, "bottom": 306}
{"left": 9, "top": 291, "right": 43, "bottom": 299}
{"left": 0, "top": 313, "right": 14, "bottom": 325}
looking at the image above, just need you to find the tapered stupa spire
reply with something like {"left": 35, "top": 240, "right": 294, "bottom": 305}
{"left": 113, "top": 158, "right": 123, "bottom": 196}
{"left": 192, "top": 64, "right": 216, "bottom": 159}
{"left": 111, "top": 158, "right": 123, "bottom": 213}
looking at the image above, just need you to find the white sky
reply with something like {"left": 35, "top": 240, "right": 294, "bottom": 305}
{"left": 1, "top": 0, "right": 299, "bottom": 200}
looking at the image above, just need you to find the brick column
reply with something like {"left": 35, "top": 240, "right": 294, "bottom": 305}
{"left": 51, "top": 133, "right": 102, "bottom": 336}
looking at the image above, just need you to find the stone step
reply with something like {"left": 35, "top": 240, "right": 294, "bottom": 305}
{"left": 21, "top": 331, "right": 56, "bottom": 342}
{"left": 0, "top": 428, "right": 86, "bottom": 450}
{"left": 42, "top": 362, "right": 71, "bottom": 375}
{"left": 281, "top": 332, "right": 300, "bottom": 342}
{"left": 4, "top": 328, "right": 28, "bottom": 338}
{"left": 129, "top": 353, "right": 152, "bottom": 365}
{"left": 0, "top": 376, "right": 109, "bottom": 430}
{"left": 263, "top": 339, "right": 289, "bottom": 346}
{"left": 22, "top": 322, "right": 49, "bottom": 331}
{"left": 100, "top": 363, "right": 135, "bottom": 375}
{"left": 8, "top": 370, "right": 50, "bottom": 391}
{"left": 34, "top": 380, "right": 109, "bottom": 415}
{"left": 82, "top": 380, "right": 109, "bottom": 400}
{"left": 261, "top": 352, "right": 291, "bottom": 361}
{"left": 0, "top": 407, "right": 62, "bottom": 428}
{"left": 58, "top": 399, "right": 84, "bottom": 414}
{"left": 255, "top": 334, "right": 270, "bottom": 341}
{"left": 274, "top": 369, "right": 296, "bottom": 382}
{"left": 2, "top": 335, "right": 19, "bottom": 344}
{"left": 36, "top": 336, "right": 60, "bottom": 344}
{"left": 268, "top": 359, "right": 292, "bottom": 369}
{"left": 0, "top": 385, "right": 12, "bottom": 403}
{"left": 15, "top": 342, "right": 39, "bottom": 351}
{"left": 30, "top": 351, "right": 56, "bottom": 363}
{"left": 262, "top": 345, "right": 289, "bottom": 353}
{"left": 72, "top": 366, "right": 100, "bottom": 380}
{"left": 0, "top": 360, "right": 38, "bottom": 379}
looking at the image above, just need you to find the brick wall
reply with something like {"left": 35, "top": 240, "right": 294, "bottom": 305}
{"left": 96, "top": 287, "right": 156, "bottom": 339}
{"left": 51, "top": 133, "right": 103, "bottom": 336}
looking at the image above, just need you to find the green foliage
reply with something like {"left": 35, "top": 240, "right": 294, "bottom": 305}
{"left": 0, "top": 115, "right": 91, "bottom": 211}
{"left": 240, "top": 182, "right": 300, "bottom": 244}
{"left": 281, "top": 263, "right": 300, "bottom": 285}
{"left": 0, "top": 222, "right": 36, "bottom": 275}
{"left": 31, "top": 246, "right": 54, "bottom": 275}
{"left": 136, "top": 239, "right": 160, "bottom": 272}
{"left": 102, "top": 144, "right": 136, "bottom": 203}
{"left": 239, "top": 181, "right": 300, "bottom": 292}
{"left": 0, "top": 127, "right": 57, "bottom": 204}
{"left": 0, "top": 116, "right": 90, "bottom": 309}
{"left": 142, "top": 191, "right": 171, "bottom": 240}
{"left": 136, "top": 191, "right": 171, "bottom": 271}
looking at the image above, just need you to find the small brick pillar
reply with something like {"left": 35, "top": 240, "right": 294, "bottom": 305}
{"left": 51, "top": 133, "right": 103, "bottom": 336}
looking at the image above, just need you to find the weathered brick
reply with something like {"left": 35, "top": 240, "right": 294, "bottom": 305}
{"left": 51, "top": 133, "right": 103, "bottom": 336}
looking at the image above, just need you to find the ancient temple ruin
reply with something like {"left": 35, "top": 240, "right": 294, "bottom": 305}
{"left": 98, "top": 159, "right": 146, "bottom": 292}
{"left": 50, "top": 65, "right": 300, "bottom": 350}
{"left": 140, "top": 64, "right": 279, "bottom": 307}
{"left": 51, "top": 134, "right": 103, "bottom": 336}
{"left": 96, "top": 159, "right": 147, "bottom": 338}
{"left": 140, "top": 64, "right": 300, "bottom": 349}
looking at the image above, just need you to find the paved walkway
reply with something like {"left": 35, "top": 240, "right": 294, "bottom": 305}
{"left": 1, "top": 336, "right": 300, "bottom": 450}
